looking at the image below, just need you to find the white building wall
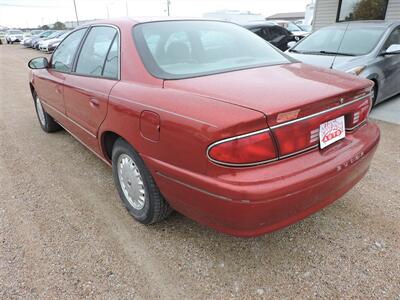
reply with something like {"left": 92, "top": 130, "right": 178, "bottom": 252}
{"left": 313, "top": 0, "right": 400, "bottom": 30}
{"left": 386, "top": 0, "right": 400, "bottom": 20}
{"left": 313, "top": 0, "right": 340, "bottom": 30}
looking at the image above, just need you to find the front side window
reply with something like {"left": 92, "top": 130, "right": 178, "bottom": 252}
{"left": 269, "top": 27, "right": 286, "bottom": 40}
{"left": 8, "top": 30, "right": 23, "bottom": 35}
{"left": 75, "top": 26, "right": 118, "bottom": 77}
{"left": 51, "top": 29, "right": 86, "bottom": 72}
{"left": 286, "top": 22, "right": 302, "bottom": 32}
{"left": 337, "top": 0, "right": 388, "bottom": 22}
{"left": 292, "top": 25, "right": 386, "bottom": 56}
{"left": 382, "top": 26, "right": 400, "bottom": 51}
{"left": 250, "top": 27, "right": 270, "bottom": 41}
{"left": 40, "top": 31, "right": 55, "bottom": 38}
{"left": 133, "top": 21, "right": 290, "bottom": 80}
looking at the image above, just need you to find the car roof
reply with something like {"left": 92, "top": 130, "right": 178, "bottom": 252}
{"left": 243, "top": 21, "right": 279, "bottom": 29}
{"left": 273, "top": 20, "right": 292, "bottom": 24}
{"left": 81, "top": 17, "right": 238, "bottom": 28}
{"left": 327, "top": 20, "right": 400, "bottom": 29}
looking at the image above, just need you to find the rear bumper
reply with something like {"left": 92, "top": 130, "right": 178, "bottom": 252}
{"left": 145, "top": 121, "right": 380, "bottom": 237}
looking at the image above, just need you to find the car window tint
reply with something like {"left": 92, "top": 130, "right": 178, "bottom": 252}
{"left": 134, "top": 21, "right": 289, "bottom": 80}
{"left": 102, "top": 36, "right": 119, "bottom": 79}
{"left": 294, "top": 26, "right": 386, "bottom": 55}
{"left": 51, "top": 29, "right": 86, "bottom": 72}
{"left": 383, "top": 26, "right": 400, "bottom": 51}
{"left": 251, "top": 27, "right": 270, "bottom": 41}
{"left": 338, "top": 28, "right": 385, "bottom": 55}
{"left": 75, "top": 26, "right": 117, "bottom": 77}
{"left": 269, "top": 27, "right": 283, "bottom": 40}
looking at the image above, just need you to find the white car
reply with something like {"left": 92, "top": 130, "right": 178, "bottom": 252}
{"left": 5, "top": 30, "right": 24, "bottom": 44}
{"left": 274, "top": 20, "right": 309, "bottom": 41}
{"left": 39, "top": 31, "right": 69, "bottom": 52}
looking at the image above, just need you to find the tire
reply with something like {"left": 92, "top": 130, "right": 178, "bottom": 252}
{"left": 112, "top": 138, "right": 172, "bottom": 225}
{"left": 33, "top": 93, "right": 62, "bottom": 133}
{"left": 372, "top": 83, "right": 378, "bottom": 107}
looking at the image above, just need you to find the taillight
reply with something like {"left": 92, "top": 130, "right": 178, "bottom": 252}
{"left": 345, "top": 98, "right": 370, "bottom": 130}
{"left": 272, "top": 117, "right": 320, "bottom": 157}
{"left": 207, "top": 130, "right": 278, "bottom": 166}
{"left": 273, "top": 94, "right": 372, "bottom": 157}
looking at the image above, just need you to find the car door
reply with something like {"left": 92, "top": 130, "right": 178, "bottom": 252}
{"left": 63, "top": 25, "right": 119, "bottom": 147}
{"left": 379, "top": 26, "right": 400, "bottom": 100}
{"left": 34, "top": 28, "right": 87, "bottom": 114}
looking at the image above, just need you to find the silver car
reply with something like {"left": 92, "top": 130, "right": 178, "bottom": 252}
{"left": 286, "top": 21, "right": 400, "bottom": 105}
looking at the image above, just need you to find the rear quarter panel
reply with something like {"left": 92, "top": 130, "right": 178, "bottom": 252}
{"left": 99, "top": 82, "right": 268, "bottom": 174}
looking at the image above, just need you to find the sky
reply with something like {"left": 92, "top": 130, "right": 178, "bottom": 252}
{"left": 0, "top": 0, "right": 311, "bottom": 28}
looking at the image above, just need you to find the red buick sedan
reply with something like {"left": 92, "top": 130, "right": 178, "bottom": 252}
{"left": 28, "top": 18, "right": 380, "bottom": 237}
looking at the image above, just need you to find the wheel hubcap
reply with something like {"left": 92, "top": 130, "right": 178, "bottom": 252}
{"left": 36, "top": 96, "right": 46, "bottom": 126}
{"left": 117, "top": 154, "right": 146, "bottom": 210}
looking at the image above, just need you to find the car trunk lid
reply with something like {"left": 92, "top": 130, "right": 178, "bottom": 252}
{"left": 165, "top": 62, "right": 373, "bottom": 158}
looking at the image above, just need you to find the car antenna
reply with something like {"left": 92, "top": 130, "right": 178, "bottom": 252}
{"left": 330, "top": 22, "right": 350, "bottom": 69}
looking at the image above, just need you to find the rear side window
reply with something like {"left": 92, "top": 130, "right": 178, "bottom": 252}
{"left": 102, "top": 37, "right": 119, "bottom": 79}
{"left": 75, "top": 26, "right": 118, "bottom": 77}
{"left": 51, "top": 29, "right": 86, "bottom": 72}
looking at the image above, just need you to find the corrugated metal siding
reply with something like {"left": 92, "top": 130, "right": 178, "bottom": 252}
{"left": 313, "top": 0, "right": 340, "bottom": 30}
{"left": 386, "top": 0, "right": 400, "bottom": 20}
{"left": 313, "top": 0, "right": 400, "bottom": 31}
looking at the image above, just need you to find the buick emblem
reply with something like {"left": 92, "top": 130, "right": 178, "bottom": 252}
{"left": 339, "top": 98, "right": 345, "bottom": 104}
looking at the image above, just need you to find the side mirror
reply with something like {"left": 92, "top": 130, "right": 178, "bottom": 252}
{"left": 287, "top": 41, "right": 297, "bottom": 49}
{"left": 381, "top": 44, "right": 400, "bottom": 56}
{"left": 28, "top": 57, "right": 49, "bottom": 69}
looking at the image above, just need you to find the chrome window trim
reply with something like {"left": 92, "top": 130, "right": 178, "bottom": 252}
{"left": 49, "top": 24, "right": 121, "bottom": 81}
{"left": 73, "top": 24, "right": 121, "bottom": 80}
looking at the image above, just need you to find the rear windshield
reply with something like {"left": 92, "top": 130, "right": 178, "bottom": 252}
{"left": 133, "top": 20, "right": 290, "bottom": 79}
{"left": 293, "top": 25, "right": 386, "bottom": 56}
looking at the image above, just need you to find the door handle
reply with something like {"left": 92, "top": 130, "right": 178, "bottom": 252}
{"left": 90, "top": 98, "right": 100, "bottom": 107}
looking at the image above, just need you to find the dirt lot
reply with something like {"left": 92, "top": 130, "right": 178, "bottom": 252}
{"left": 0, "top": 44, "right": 399, "bottom": 299}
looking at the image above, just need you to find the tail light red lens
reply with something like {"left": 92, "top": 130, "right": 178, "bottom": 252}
{"left": 272, "top": 118, "right": 320, "bottom": 157}
{"left": 345, "top": 98, "right": 370, "bottom": 129}
{"left": 207, "top": 130, "right": 278, "bottom": 166}
{"left": 208, "top": 93, "right": 372, "bottom": 167}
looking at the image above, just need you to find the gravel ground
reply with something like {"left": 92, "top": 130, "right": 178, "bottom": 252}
{"left": 0, "top": 45, "right": 399, "bottom": 299}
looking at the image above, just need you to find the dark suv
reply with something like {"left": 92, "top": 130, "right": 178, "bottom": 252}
{"left": 244, "top": 22, "right": 296, "bottom": 51}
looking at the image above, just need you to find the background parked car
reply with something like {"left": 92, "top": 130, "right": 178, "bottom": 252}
{"left": 33, "top": 31, "right": 61, "bottom": 49}
{"left": 275, "top": 20, "right": 309, "bottom": 41}
{"left": 286, "top": 21, "right": 400, "bottom": 105}
{"left": 244, "top": 21, "right": 297, "bottom": 51}
{"left": 28, "top": 30, "right": 55, "bottom": 48}
{"left": 5, "top": 29, "right": 24, "bottom": 44}
{"left": 0, "top": 31, "right": 5, "bottom": 45}
{"left": 38, "top": 31, "right": 67, "bottom": 52}
{"left": 294, "top": 20, "right": 312, "bottom": 33}
{"left": 30, "top": 30, "right": 44, "bottom": 36}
